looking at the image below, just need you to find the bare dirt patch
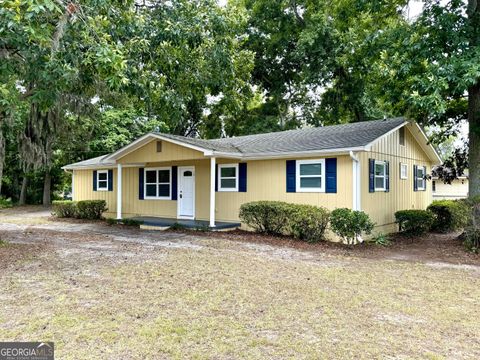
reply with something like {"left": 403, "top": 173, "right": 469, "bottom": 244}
{"left": 1, "top": 206, "right": 479, "bottom": 359}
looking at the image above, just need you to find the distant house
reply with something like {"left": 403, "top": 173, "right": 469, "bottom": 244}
{"left": 63, "top": 118, "right": 441, "bottom": 236}
{"left": 432, "top": 173, "right": 469, "bottom": 200}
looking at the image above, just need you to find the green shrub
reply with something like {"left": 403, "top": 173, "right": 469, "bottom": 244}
{"left": 239, "top": 201, "right": 294, "bottom": 235}
{"left": 330, "top": 208, "right": 375, "bottom": 244}
{"left": 239, "top": 201, "right": 330, "bottom": 241}
{"left": 76, "top": 200, "right": 107, "bottom": 220}
{"left": 394, "top": 209, "right": 434, "bottom": 236}
{"left": 0, "top": 197, "right": 13, "bottom": 209}
{"left": 121, "top": 218, "right": 143, "bottom": 227}
{"left": 169, "top": 222, "right": 186, "bottom": 230}
{"left": 52, "top": 200, "right": 77, "bottom": 218}
{"left": 105, "top": 218, "right": 118, "bottom": 226}
{"left": 372, "top": 233, "right": 391, "bottom": 246}
{"left": 289, "top": 204, "right": 330, "bottom": 242}
{"left": 427, "top": 200, "right": 469, "bottom": 232}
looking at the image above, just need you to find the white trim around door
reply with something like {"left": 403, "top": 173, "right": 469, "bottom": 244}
{"left": 177, "top": 166, "right": 195, "bottom": 220}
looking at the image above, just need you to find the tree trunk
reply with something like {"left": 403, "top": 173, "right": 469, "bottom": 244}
{"left": 19, "top": 176, "right": 28, "bottom": 205}
{"left": 468, "top": 1, "right": 480, "bottom": 198}
{"left": 468, "top": 83, "right": 480, "bottom": 197}
{"left": 43, "top": 171, "right": 51, "bottom": 206}
{"left": 0, "top": 127, "right": 5, "bottom": 195}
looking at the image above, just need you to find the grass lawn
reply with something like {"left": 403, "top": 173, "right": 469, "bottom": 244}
{"left": 0, "top": 207, "right": 479, "bottom": 359}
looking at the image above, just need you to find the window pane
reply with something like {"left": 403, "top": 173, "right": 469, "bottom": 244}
{"left": 417, "top": 168, "right": 424, "bottom": 177}
{"left": 98, "top": 180, "right": 108, "bottom": 189}
{"left": 146, "top": 170, "right": 156, "bottom": 183}
{"left": 221, "top": 167, "right": 236, "bottom": 178}
{"left": 158, "top": 184, "right": 170, "bottom": 197}
{"left": 375, "top": 163, "right": 385, "bottom": 176}
{"left": 98, "top": 172, "right": 107, "bottom": 180}
{"left": 158, "top": 170, "right": 170, "bottom": 183}
{"left": 183, "top": 171, "right": 192, "bottom": 177}
{"left": 300, "top": 163, "right": 321, "bottom": 176}
{"left": 300, "top": 177, "right": 321, "bottom": 188}
{"left": 417, "top": 179, "right": 424, "bottom": 189}
{"left": 375, "top": 177, "right": 385, "bottom": 189}
{"left": 146, "top": 184, "right": 156, "bottom": 197}
{"left": 221, "top": 178, "right": 236, "bottom": 188}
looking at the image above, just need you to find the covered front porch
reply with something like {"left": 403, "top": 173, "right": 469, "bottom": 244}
{"left": 131, "top": 216, "right": 240, "bottom": 230}
{"left": 115, "top": 156, "right": 221, "bottom": 226}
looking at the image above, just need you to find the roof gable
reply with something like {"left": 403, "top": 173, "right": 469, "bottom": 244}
{"left": 63, "top": 117, "right": 441, "bottom": 169}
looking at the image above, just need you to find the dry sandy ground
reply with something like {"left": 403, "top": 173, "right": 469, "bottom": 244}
{"left": 0, "top": 206, "right": 479, "bottom": 359}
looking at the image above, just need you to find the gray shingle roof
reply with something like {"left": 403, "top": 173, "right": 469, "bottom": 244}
{"left": 64, "top": 118, "right": 406, "bottom": 169}
{"left": 64, "top": 154, "right": 114, "bottom": 169}
{"left": 208, "top": 117, "right": 405, "bottom": 154}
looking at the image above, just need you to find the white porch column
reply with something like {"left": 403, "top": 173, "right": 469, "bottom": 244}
{"left": 117, "top": 163, "right": 122, "bottom": 219}
{"left": 71, "top": 170, "right": 75, "bottom": 201}
{"left": 209, "top": 157, "right": 216, "bottom": 227}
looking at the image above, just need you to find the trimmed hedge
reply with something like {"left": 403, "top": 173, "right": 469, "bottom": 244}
{"left": 52, "top": 200, "right": 107, "bottom": 220}
{"left": 394, "top": 209, "right": 434, "bottom": 236}
{"left": 427, "top": 200, "right": 470, "bottom": 232}
{"left": 52, "top": 200, "right": 77, "bottom": 218}
{"left": 76, "top": 200, "right": 108, "bottom": 220}
{"left": 239, "top": 201, "right": 330, "bottom": 242}
{"left": 330, "top": 208, "right": 375, "bottom": 244}
{"left": 239, "top": 201, "right": 293, "bottom": 235}
{"left": 289, "top": 204, "right": 330, "bottom": 242}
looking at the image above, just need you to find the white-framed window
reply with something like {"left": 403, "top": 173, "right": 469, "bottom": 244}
{"left": 296, "top": 159, "right": 325, "bottom": 192}
{"left": 416, "top": 166, "right": 426, "bottom": 191}
{"left": 400, "top": 163, "right": 408, "bottom": 179}
{"left": 218, "top": 164, "right": 238, "bottom": 191}
{"left": 144, "top": 167, "right": 171, "bottom": 199}
{"left": 97, "top": 170, "right": 109, "bottom": 191}
{"left": 374, "top": 160, "right": 387, "bottom": 191}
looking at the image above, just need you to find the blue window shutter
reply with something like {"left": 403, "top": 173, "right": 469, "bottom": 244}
{"left": 139, "top": 168, "right": 144, "bottom": 200}
{"left": 108, "top": 169, "right": 113, "bottom": 191}
{"left": 369, "top": 159, "right": 375, "bottom": 193}
{"left": 413, "top": 165, "right": 417, "bottom": 191}
{"left": 286, "top": 160, "right": 296, "bottom": 192}
{"left": 385, "top": 161, "right": 390, "bottom": 192}
{"left": 171, "top": 166, "right": 178, "bottom": 200}
{"left": 93, "top": 170, "right": 97, "bottom": 191}
{"left": 325, "top": 158, "right": 337, "bottom": 193}
{"left": 239, "top": 163, "right": 247, "bottom": 192}
{"left": 215, "top": 164, "right": 218, "bottom": 192}
{"left": 423, "top": 166, "right": 427, "bottom": 192}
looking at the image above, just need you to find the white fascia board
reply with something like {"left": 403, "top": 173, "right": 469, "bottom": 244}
{"left": 62, "top": 163, "right": 145, "bottom": 171}
{"left": 412, "top": 122, "right": 442, "bottom": 164}
{"left": 104, "top": 133, "right": 214, "bottom": 161}
{"left": 209, "top": 146, "right": 367, "bottom": 160}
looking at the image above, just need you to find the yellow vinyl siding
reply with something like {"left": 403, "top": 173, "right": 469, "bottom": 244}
{"left": 215, "top": 156, "right": 352, "bottom": 221}
{"left": 121, "top": 160, "right": 211, "bottom": 219}
{"left": 73, "top": 155, "right": 353, "bottom": 221}
{"left": 73, "top": 169, "right": 117, "bottom": 216}
{"left": 360, "top": 124, "right": 433, "bottom": 233}
{"left": 118, "top": 140, "right": 204, "bottom": 164}
{"left": 433, "top": 178, "right": 469, "bottom": 199}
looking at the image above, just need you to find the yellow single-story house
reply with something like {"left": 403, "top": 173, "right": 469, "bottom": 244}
{"left": 432, "top": 174, "right": 469, "bottom": 200}
{"left": 63, "top": 117, "right": 441, "bottom": 234}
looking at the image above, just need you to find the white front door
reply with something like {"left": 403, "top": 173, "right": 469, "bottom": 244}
{"left": 177, "top": 166, "right": 195, "bottom": 219}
